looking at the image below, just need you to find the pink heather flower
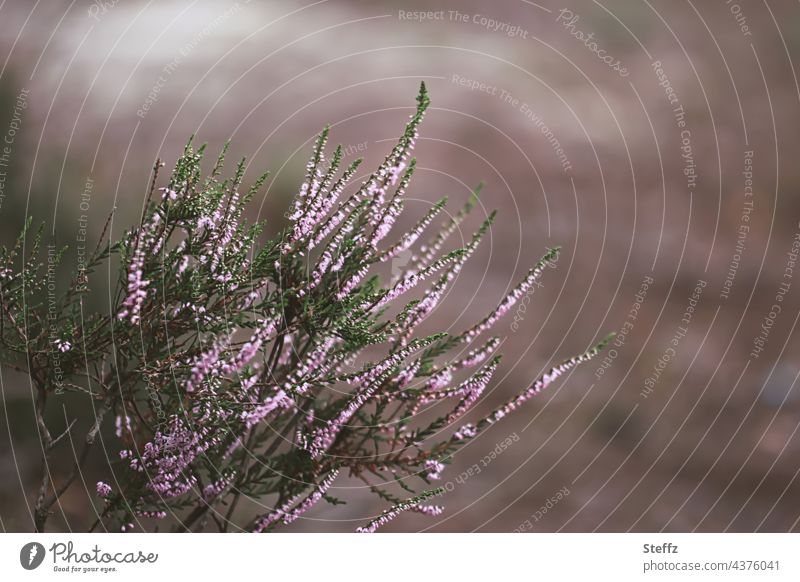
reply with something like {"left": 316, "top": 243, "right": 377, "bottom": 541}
{"left": 239, "top": 372, "right": 260, "bottom": 394}
{"left": 96, "top": 481, "right": 112, "bottom": 498}
{"left": 380, "top": 199, "right": 446, "bottom": 263}
{"left": 308, "top": 185, "right": 368, "bottom": 253}
{"left": 355, "top": 491, "right": 434, "bottom": 533}
{"left": 220, "top": 317, "right": 278, "bottom": 376}
{"left": 371, "top": 250, "right": 466, "bottom": 311}
{"left": 252, "top": 470, "right": 339, "bottom": 532}
{"left": 183, "top": 317, "right": 277, "bottom": 394}
{"left": 287, "top": 176, "right": 322, "bottom": 246}
{"left": 352, "top": 338, "right": 434, "bottom": 386}
{"left": 53, "top": 85, "right": 608, "bottom": 535}
{"left": 365, "top": 169, "right": 403, "bottom": 230}
{"left": 446, "top": 358, "right": 500, "bottom": 423}
{"left": 399, "top": 289, "right": 445, "bottom": 345}
{"left": 135, "top": 510, "right": 168, "bottom": 519}
{"left": 202, "top": 472, "right": 236, "bottom": 501}
{"left": 223, "top": 436, "right": 244, "bottom": 459}
{"left": 309, "top": 212, "right": 358, "bottom": 289}
{"left": 177, "top": 255, "right": 189, "bottom": 274}
{"left": 335, "top": 263, "right": 371, "bottom": 300}
{"left": 124, "top": 416, "right": 219, "bottom": 499}
{"left": 241, "top": 390, "right": 290, "bottom": 429}
{"left": 462, "top": 248, "right": 559, "bottom": 343}
{"left": 456, "top": 337, "right": 501, "bottom": 369}
{"left": 418, "top": 357, "right": 499, "bottom": 409}
{"left": 118, "top": 213, "right": 164, "bottom": 325}
{"left": 241, "top": 289, "right": 260, "bottom": 310}
{"left": 298, "top": 155, "right": 344, "bottom": 243}
{"left": 395, "top": 269, "right": 456, "bottom": 346}
{"left": 414, "top": 206, "right": 472, "bottom": 271}
{"left": 414, "top": 194, "right": 495, "bottom": 280}
{"left": 306, "top": 161, "right": 361, "bottom": 252}
{"left": 489, "top": 347, "right": 600, "bottom": 423}
{"left": 208, "top": 194, "right": 238, "bottom": 271}
{"left": 368, "top": 196, "right": 404, "bottom": 251}
{"left": 387, "top": 160, "right": 407, "bottom": 186}
{"left": 308, "top": 208, "right": 348, "bottom": 256}
{"left": 281, "top": 336, "right": 338, "bottom": 396}
{"left": 282, "top": 470, "right": 339, "bottom": 524}
{"left": 424, "top": 459, "right": 445, "bottom": 480}
{"left": 159, "top": 187, "right": 177, "bottom": 201}
{"left": 308, "top": 383, "right": 380, "bottom": 458}
{"left": 453, "top": 423, "right": 477, "bottom": 440}
{"left": 54, "top": 338, "right": 71, "bottom": 352}
{"left": 363, "top": 161, "right": 414, "bottom": 256}
{"left": 394, "top": 359, "right": 421, "bottom": 388}
{"left": 307, "top": 121, "right": 419, "bottom": 281}
{"left": 307, "top": 339, "right": 436, "bottom": 458}
{"left": 192, "top": 190, "right": 251, "bottom": 290}
{"left": 413, "top": 504, "right": 444, "bottom": 517}
{"left": 424, "top": 367, "right": 453, "bottom": 392}
{"left": 114, "top": 414, "right": 132, "bottom": 438}
{"left": 185, "top": 336, "right": 226, "bottom": 393}
{"left": 197, "top": 215, "right": 214, "bottom": 231}
{"left": 283, "top": 131, "right": 329, "bottom": 252}
{"left": 275, "top": 335, "right": 294, "bottom": 367}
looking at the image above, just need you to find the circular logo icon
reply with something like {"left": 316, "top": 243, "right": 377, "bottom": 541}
{"left": 20, "top": 542, "right": 46, "bottom": 570}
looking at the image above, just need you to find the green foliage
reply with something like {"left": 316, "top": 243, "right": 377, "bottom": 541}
{"left": 0, "top": 83, "right": 608, "bottom": 533}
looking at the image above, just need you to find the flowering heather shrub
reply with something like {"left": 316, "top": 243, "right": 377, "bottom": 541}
{"left": 1, "top": 83, "right": 610, "bottom": 532}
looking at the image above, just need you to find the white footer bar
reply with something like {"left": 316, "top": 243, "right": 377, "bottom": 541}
{"left": 1, "top": 533, "right": 797, "bottom": 580}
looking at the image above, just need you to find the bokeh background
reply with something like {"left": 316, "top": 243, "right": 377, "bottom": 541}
{"left": 1, "top": 0, "right": 800, "bottom": 532}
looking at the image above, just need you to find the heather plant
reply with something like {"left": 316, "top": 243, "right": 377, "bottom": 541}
{"left": 1, "top": 83, "right": 610, "bottom": 533}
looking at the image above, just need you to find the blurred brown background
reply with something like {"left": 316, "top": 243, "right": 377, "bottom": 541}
{"left": 1, "top": 0, "right": 799, "bottom": 532}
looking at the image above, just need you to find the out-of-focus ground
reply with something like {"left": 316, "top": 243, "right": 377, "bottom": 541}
{"left": 1, "top": 0, "right": 799, "bottom": 532}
